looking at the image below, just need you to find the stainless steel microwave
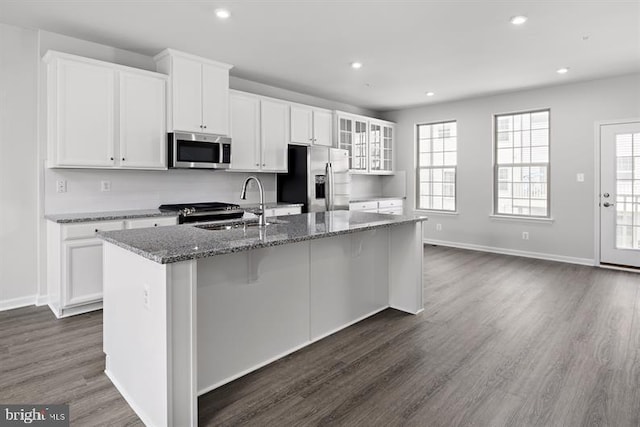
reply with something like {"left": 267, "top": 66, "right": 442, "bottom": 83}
{"left": 168, "top": 132, "right": 232, "bottom": 169}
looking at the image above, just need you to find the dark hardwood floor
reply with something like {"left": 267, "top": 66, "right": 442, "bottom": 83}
{"left": 2, "top": 246, "right": 639, "bottom": 426}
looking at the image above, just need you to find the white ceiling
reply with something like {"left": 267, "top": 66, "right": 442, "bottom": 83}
{"left": 1, "top": 0, "right": 639, "bottom": 111}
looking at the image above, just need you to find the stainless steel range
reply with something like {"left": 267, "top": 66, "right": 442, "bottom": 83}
{"left": 158, "top": 202, "right": 244, "bottom": 224}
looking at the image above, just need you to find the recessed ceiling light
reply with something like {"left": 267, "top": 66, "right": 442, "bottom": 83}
{"left": 351, "top": 62, "right": 363, "bottom": 69}
{"left": 557, "top": 67, "right": 570, "bottom": 74}
{"left": 426, "top": 92, "right": 435, "bottom": 97}
{"left": 510, "top": 15, "right": 528, "bottom": 25}
{"left": 215, "top": 8, "right": 231, "bottom": 19}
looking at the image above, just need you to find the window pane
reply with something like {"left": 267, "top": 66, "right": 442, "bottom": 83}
{"left": 433, "top": 182, "right": 443, "bottom": 196}
{"left": 531, "top": 183, "right": 547, "bottom": 199}
{"left": 417, "top": 121, "right": 457, "bottom": 211}
{"left": 432, "top": 197, "right": 443, "bottom": 209}
{"left": 531, "top": 129, "right": 548, "bottom": 146}
{"left": 498, "top": 167, "right": 512, "bottom": 182}
{"left": 530, "top": 166, "right": 547, "bottom": 182}
{"left": 530, "top": 200, "right": 547, "bottom": 216}
{"left": 420, "top": 182, "right": 431, "bottom": 195}
{"left": 444, "top": 137, "right": 457, "bottom": 151}
{"left": 497, "top": 116, "right": 512, "bottom": 132}
{"left": 521, "top": 114, "right": 531, "bottom": 130}
{"left": 432, "top": 152, "right": 444, "bottom": 166}
{"left": 497, "top": 148, "right": 513, "bottom": 164}
{"left": 443, "top": 197, "right": 455, "bottom": 211}
{"left": 497, "top": 132, "right": 512, "bottom": 148}
{"left": 443, "top": 122, "right": 457, "bottom": 137}
{"left": 498, "top": 198, "right": 513, "bottom": 214}
{"left": 531, "top": 111, "right": 549, "bottom": 129}
{"left": 420, "top": 169, "right": 431, "bottom": 182}
{"left": 499, "top": 182, "right": 512, "bottom": 197}
{"left": 432, "top": 168, "right": 443, "bottom": 182}
{"left": 433, "top": 138, "right": 444, "bottom": 152}
{"left": 617, "top": 134, "right": 633, "bottom": 156}
{"left": 531, "top": 146, "right": 548, "bottom": 163}
{"left": 419, "top": 153, "right": 430, "bottom": 166}
{"left": 444, "top": 152, "right": 457, "bottom": 166}
{"left": 443, "top": 168, "right": 456, "bottom": 182}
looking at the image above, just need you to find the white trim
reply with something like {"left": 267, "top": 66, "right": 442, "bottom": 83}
{"left": 105, "top": 368, "right": 157, "bottom": 427}
{"left": 35, "top": 294, "right": 48, "bottom": 306}
{"left": 0, "top": 295, "right": 37, "bottom": 312}
{"left": 599, "top": 263, "right": 640, "bottom": 274}
{"left": 489, "top": 214, "right": 555, "bottom": 223}
{"left": 197, "top": 305, "right": 389, "bottom": 396}
{"left": 424, "top": 238, "right": 595, "bottom": 266}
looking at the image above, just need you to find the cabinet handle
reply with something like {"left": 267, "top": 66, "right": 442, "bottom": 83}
{"left": 94, "top": 229, "right": 98, "bottom": 233}
{"left": 154, "top": 224, "right": 158, "bottom": 227}
{"left": 262, "top": 163, "right": 266, "bottom": 167}
{"left": 110, "top": 157, "right": 114, "bottom": 161}
{"left": 122, "top": 157, "right": 125, "bottom": 161}
{"left": 203, "top": 125, "right": 207, "bottom": 129}
{"left": 199, "top": 125, "right": 203, "bottom": 128}
{"left": 255, "top": 163, "right": 259, "bottom": 166}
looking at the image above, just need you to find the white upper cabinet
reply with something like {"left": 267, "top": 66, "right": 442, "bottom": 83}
{"left": 229, "top": 91, "right": 261, "bottom": 171}
{"left": 50, "top": 57, "right": 116, "bottom": 167}
{"left": 119, "top": 71, "right": 167, "bottom": 169}
{"left": 154, "top": 49, "right": 232, "bottom": 136}
{"left": 44, "top": 51, "right": 168, "bottom": 170}
{"left": 229, "top": 90, "right": 288, "bottom": 173}
{"left": 261, "top": 99, "right": 289, "bottom": 172}
{"left": 290, "top": 104, "right": 333, "bottom": 146}
{"left": 336, "top": 111, "right": 395, "bottom": 175}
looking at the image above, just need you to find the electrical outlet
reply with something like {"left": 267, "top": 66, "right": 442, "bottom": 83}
{"left": 101, "top": 180, "right": 111, "bottom": 192}
{"left": 522, "top": 231, "right": 529, "bottom": 240}
{"left": 577, "top": 173, "right": 585, "bottom": 182}
{"left": 143, "top": 284, "right": 150, "bottom": 309}
{"left": 436, "top": 223, "right": 442, "bottom": 231}
{"left": 56, "top": 180, "right": 67, "bottom": 193}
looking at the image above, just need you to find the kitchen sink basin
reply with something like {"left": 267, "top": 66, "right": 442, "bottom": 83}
{"left": 195, "top": 219, "right": 286, "bottom": 231}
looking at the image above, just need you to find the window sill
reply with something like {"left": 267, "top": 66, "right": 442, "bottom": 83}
{"left": 489, "top": 214, "right": 555, "bottom": 223}
{"left": 415, "top": 209, "right": 459, "bottom": 216}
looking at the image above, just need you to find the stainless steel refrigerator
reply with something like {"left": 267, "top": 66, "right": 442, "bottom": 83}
{"left": 277, "top": 145, "right": 351, "bottom": 212}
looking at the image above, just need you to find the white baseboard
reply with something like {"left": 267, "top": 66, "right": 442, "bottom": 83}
{"left": 35, "top": 294, "right": 48, "bottom": 306}
{"left": 424, "top": 238, "right": 595, "bottom": 266}
{"left": 0, "top": 295, "right": 37, "bottom": 312}
{"left": 105, "top": 367, "right": 156, "bottom": 427}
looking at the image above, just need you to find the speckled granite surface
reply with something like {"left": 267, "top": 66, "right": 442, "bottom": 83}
{"left": 45, "top": 209, "right": 178, "bottom": 223}
{"left": 99, "top": 211, "right": 428, "bottom": 264}
{"left": 45, "top": 203, "right": 302, "bottom": 223}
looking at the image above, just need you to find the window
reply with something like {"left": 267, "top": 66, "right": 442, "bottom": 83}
{"left": 417, "top": 121, "right": 457, "bottom": 211}
{"left": 494, "top": 110, "right": 550, "bottom": 217}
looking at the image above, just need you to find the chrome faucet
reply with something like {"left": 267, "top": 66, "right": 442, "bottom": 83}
{"left": 240, "top": 176, "right": 267, "bottom": 227}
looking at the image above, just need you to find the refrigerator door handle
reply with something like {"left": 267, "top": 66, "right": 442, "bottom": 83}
{"left": 325, "top": 162, "right": 333, "bottom": 211}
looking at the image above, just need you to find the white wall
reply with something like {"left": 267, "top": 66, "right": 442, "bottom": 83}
{"left": 384, "top": 73, "right": 640, "bottom": 263}
{"left": 0, "top": 23, "right": 39, "bottom": 309}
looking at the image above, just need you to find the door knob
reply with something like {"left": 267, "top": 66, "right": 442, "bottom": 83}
{"left": 603, "top": 202, "right": 614, "bottom": 207}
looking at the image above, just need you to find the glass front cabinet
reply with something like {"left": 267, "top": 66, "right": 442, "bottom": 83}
{"left": 336, "top": 112, "right": 394, "bottom": 175}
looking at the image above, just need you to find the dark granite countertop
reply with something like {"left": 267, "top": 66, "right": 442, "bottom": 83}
{"left": 45, "top": 209, "right": 178, "bottom": 223}
{"left": 99, "top": 211, "right": 428, "bottom": 264}
{"left": 45, "top": 203, "right": 303, "bottom": 223}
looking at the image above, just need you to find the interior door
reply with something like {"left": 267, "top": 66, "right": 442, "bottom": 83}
{"left": 600, "top": 121, "right": 640, "bottom": 268}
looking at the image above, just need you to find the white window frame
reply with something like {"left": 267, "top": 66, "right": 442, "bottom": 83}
{"left": 416, "top": 120, "right": 458, "bottom": 213}
{"left": 493, "top": 108, "right": 551, "bottom": 218}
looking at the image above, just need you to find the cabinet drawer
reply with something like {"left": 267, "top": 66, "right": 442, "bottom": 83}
{"left": 62, "top": 220, "right": 124, "bottom": 240}
{"left": 378, "top": 199, "right": 403, "bottom": 209}
{"left": 271, "top": 207, "right": 301, "bottom": 217}
{"left": 350, "top": 201, "right": 379, "bottom": 211}
{"left": 378, "top": 208, "right": 404, "bottom": 215}
{"left": 125, "top": 216, "right": 177, "bottom": 229}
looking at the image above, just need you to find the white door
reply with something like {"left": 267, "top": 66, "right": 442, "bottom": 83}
{"left": 290, "top": 105, "right": 313, "bottom": 144}
{"left": 119, "top": 71, "right": 167, "bottom": 169}
{"left": 260, "top": 99, "right": 289, "bottom": 172}
{"left": 57, "top": 60, "right": 115, "bottom": 167}
{"left": 313, "top": 110, "right": 334, "bottom": 147}
{"left": 229, "top": 92, "right": 260, "bottom": 171}
{"left": 171, "top": 55, "right": 202, "bottom": 133}
{"left": 600, "top": 121, "right": 640, "bottom": 268}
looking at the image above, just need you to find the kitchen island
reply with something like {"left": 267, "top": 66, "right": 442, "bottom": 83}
{"left": 100, "top": 210, "right": 427, "bottom": 426}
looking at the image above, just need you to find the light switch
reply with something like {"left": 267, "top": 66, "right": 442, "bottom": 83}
{"left": 577, "top": 173, "right": 585, "bottom": 182}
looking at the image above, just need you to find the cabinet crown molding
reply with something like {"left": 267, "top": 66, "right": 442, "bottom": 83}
{"left": 42, "top": 50, "right": 167, "bottom": 79}
{"left": 153, "top": 48, "right": 234, "bottom": 70}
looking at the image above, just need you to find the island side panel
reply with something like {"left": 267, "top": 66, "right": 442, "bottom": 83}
{"left": 309, "top": 229, "right": 389, "bottom": 341}
{"left": 389, "top": 221, "right": 424, "bottom": 314}
{"left": 103, "top": 242, "right": 171, "bottom": 427}
{"left": 197, "top": 241, "right": 311, "bottom": 394}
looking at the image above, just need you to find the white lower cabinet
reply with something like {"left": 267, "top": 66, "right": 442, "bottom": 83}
{"left": 47, "top": 216, "right": 177, "bottom": 318}
{"left": 349, "top": 199, "right": 404, "bottom": 215}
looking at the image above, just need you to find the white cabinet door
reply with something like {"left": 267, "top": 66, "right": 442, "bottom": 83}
{"left": 63, "top": 238, "right": 104, "bottom": 306}
{"left": 260, "top": 99, "right": 289, "bottom": 172}
{"left": 119, "top": 71, "right": 167, "bottom": 169}
{"left": 229, "top": 92, "right": 261, "bottom": 171}
{"left": 56, "top": 60, "right": 115, "bottom": 167}
{"left": 171, "top": 55, "right": 203, "bottom": 133}
{"left": 313, "top": 110, "right": 333, "bottom": 147}
{"left": 290, "top": 105, "right": 313, "bottom": 145}
{"left": 202, "top": 63, "right": 230, "bottom": 136}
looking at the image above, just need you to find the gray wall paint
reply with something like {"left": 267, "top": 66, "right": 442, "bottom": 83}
{"left": 0, "top": 23, "right": 39, "bottom": 306}
{"left": 384, "top": 73, "right": 640, "bottom": 262}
